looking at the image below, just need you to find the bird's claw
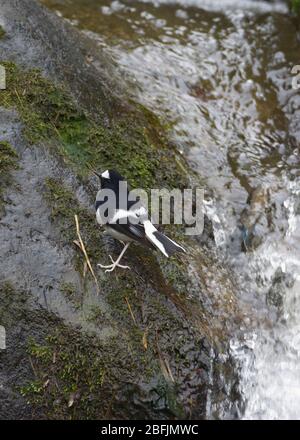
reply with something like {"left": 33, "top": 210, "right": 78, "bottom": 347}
{"left": 104, "top": 264, "right": 130, "bottom": 273}
{"left": 97, "top": 254, "right": 131, "bottom": 273}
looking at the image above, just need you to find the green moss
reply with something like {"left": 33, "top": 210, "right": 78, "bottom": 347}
{"left": 17, "top": 279, "right": 186, "bottom": 418}
{"left": 60, "top": 282, "right": 83, "bottom": 310}
{"left": 44, "top": 177, "right": 99, "bottom": 242}
{"left": 44, "top": 177, "right": 77, "bottom": 223}
{"left": 86, "top": 305, "right": 106, "bottom": 325}
{"left": 20, "top": 327, "right": 164, "bottom": 419}
{"left": 0, "top": 62, "right": 80, "bottom": 142}
{"left": 0, "top": 140, "right": 18, "bottom": 171}
{"left": 106, "top": 285, "right": 137, "bottom": 321}
{"left": 60, "top": 282, "right": 77, "bottom": 298}
{"left": 291, "top": 0, "right": 300, "bottom": 14}
{"left": 0, "top": 140, "right": 19, "bottom": 210}
{"left": 20, "top": 332, "right": 106, "bottom": 418}
{"left": 0, "top": 25, "right": 5, "bottom": 39}
{"left": 0, "top": 61, "right": 189, "bottom": 189}
{"left": 20, "top": 381, "right": 45, "bottom": 406}
{"left": 28, "top": 338, "right": 53, "bottom": 363}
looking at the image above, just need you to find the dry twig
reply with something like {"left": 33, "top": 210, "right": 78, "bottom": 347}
{"left": 155, "top": 332, "right": 175, "bottom": 383}
{"left": 124, "top": 296, "right": 137, "bottom": 326}
{"left": 74, "top": 214, "right": 99, "bottom": 294}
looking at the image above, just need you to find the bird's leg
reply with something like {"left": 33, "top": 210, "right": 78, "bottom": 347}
{"left": 98, "top": 243, "right": 131, "bottom": 273}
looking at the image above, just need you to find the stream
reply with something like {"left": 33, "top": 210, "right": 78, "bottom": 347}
{"left": 40, "top": 0, "right": 300, "bottom": 419}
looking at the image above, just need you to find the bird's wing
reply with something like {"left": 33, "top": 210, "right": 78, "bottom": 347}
{"left": 105, "top": 206, "right": 153, "bottom": 248}
{"left": 99, "top": 203, "right": 185, "bottom": 257}
{"left": 143, "top": 220, "right": 186, "bottom": 257}
{"left": 110, "top": 211, "right": 186, "bottom": 257}
{"left": 108, "top": 222, "right": 155, "bottom": 249}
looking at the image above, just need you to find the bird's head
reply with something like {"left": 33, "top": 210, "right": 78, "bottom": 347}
{"left": 94, "top": 169, "right": 125, "bottom": 188}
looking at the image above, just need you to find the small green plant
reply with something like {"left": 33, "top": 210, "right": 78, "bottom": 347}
{"left": 291, "top": 0, "right": 300, "bottom": 14}
{"left": 0, "top": 25, "right": 5, "bottom": 39}
{"left": 0, "top": 140, "right": 18, "bottom": 171}
{"left": 60, "top": 282, "right": 76, "bottom": 298}
{"left": 28, "top": 338, "right": 52, "bottom": 362}
{"left": 0, "top": 140, "right": 18, "bottom": 210}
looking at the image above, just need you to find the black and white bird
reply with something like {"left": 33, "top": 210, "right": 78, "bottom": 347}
{"left": 94, "top": 169, "right": 186, "bottom": 272}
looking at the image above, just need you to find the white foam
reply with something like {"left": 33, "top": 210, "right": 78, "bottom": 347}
{"left": 138, "top": 0, "right": 288, "bottom": 14}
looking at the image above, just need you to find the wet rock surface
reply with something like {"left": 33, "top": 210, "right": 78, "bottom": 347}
{"left": 0, "top": 0, "right": 241, "bottom": 419}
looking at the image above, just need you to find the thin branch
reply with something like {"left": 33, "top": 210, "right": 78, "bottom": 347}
{"left": 124, "top": 296, "right": 137, "bottom": 326}
{"left": 155, "top": 331, "right": 175, "bottom": 383}
{"left": 74, "top": 214, "right": 99, "bottom": 294}
{"left": 28, "top": 356, "right": 38, "bottom": 379}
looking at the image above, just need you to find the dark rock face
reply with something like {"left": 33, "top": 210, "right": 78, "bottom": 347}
{"left": 0, "top": 0, "right": 241, "bottom": 419}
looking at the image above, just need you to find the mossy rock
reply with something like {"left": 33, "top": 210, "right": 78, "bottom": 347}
{"left": 0, "top": 62, "right": 189, "bottom": 190}
{"left": 0, "top": 0, "right": 240, "bottom": 419}
{"left": 1, "top": 281, "right": 189, "bottom": 419}
{"left": 0, "top": 61, "right": 238, "bottom": 419}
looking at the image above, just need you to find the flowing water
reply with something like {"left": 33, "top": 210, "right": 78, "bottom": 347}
{"left": 41, "top": 0, "right": 300, "bottom": 419}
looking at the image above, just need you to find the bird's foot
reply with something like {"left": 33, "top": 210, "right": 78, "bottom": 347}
{"left": 97, "top": 255, "right": 130, "bottom": 273}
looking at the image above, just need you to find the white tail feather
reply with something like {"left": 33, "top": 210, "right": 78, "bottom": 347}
{"left": 144, "top": 220, "right": 185, "bottom": 257}
{"left": 144, "top": 221, "right": 169, "bottom": 257}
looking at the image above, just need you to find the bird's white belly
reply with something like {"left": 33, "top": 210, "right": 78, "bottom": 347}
{"left": 104, "top": 226, "right": 134, "bottom": 243}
